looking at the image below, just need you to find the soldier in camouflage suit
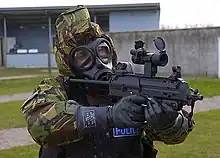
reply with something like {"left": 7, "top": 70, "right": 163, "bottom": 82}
{"left": 21, "top": 5, "right": 195, "bottom": 158}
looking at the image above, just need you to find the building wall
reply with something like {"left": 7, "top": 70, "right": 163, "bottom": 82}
{"left": 109, "top": 10, "right": 160, "bottom": 32}
{"left": 6, "top": 27, "right": 220, "bottom": 77}
{"left": 1, "top": 9, "right": 160, "bottom": 68}
{"left": 0, "top": 23, "right": 57, "bottom": 67}
{"left": 7, "top": 53, "right": 57, "bottom": 68}
{"left": 108, "top": 27, "right": 220, "bottom": 77}
{"left": 7, "top": 24, "right": 56, "bottom": 53}
{"left": 4, "top": 9, "right": 161, "bottom": 52}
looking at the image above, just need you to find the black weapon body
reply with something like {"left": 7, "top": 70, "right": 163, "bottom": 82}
{"left": 69, "top": 37, "right": 203, "bottom": 119}
{"left": 70, "top": 69, "right": 203, "bottom": 116}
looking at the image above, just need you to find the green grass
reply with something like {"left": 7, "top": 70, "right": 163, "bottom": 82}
{"left": 0, "top": 109, "right": 220, "bottom": 158}
{"left": 0, "top": 76, "right": 47, "bottom": 95}
{"left": 0, "top": 144, "right": 40, "bottom": 158}
{"left": 0, "top": 68, "right": 58, "bottom": 77}
{"left": 186, "top": 77, "right": 220, "bottom": 97}
{"left": 155, "top": 108, "right": 220, "bottom": 158}
{"left": 0, "top": 100, "right": 26, "bottom": 129}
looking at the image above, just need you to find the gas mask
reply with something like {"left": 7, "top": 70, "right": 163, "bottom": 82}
{"left": 68, "top": 37, "right": 113, "bottom": 81}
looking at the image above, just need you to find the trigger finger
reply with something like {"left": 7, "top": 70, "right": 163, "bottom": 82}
{"left": 144, "top": 101, "right": 154, "bottom": 120}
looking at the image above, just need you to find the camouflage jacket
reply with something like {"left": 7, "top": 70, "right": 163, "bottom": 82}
{"left": 20, "top": 74, "right": 195, "bottom": 148}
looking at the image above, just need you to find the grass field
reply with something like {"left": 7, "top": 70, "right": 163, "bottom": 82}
{"left": 0, "top": 76, "right": 47, "bottom": 95}
{"left": 155, "top": 109, "right": 220, "bottom": 158}
{"left": 0, "top": 109, "right": 219, "bottom": 158}
{"left": 186, "top": 77, "right": 220, "bottom": 97}
{"left": 0, "top": 68, "right": 58, "bottom": 77}
{"left": 0, "top": 144, "right": 40, "bottom": 158}
{"left": 0, "top": 100, "right": 26, "bottom": 129}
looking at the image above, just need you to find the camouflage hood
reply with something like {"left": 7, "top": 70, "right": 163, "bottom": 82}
{"left": 54, "top": 5, "right": 111, "bottom": 77}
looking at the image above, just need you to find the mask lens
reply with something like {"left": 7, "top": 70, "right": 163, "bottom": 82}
{"left": 73, "top": 49, "right": 93, "bottom": 69}
{"left": 97, "top": 42, "right": 111, "bottom": 63}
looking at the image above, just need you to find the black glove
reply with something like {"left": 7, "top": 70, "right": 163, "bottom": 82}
{"left": 144, "top": 99, "right": 179, "bottom": 131}
{"left": 112, "top": 95, "right": 146, "bottom": 128}
{"left": 76, "top": 95, "right": 147, "bottom": 134}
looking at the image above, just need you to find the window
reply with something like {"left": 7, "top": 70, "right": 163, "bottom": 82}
{"left": 90, "top": 12, "right": 110, "bottom": 32}
{"left": 96, "top": 12, "right": 109, "bottom": 32}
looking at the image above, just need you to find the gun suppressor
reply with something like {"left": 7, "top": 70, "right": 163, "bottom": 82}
{"left": 69, "top": 79, "right": 109, "bottom": 85}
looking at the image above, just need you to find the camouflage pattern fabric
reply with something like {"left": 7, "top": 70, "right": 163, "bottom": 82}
{"left": 21, "top": 75, "right": 83, "bottom": 147}
{"left": 20, "top": 5, "right": 194, "bottom": 148}
{"left": 54, "top": 5, "right": 116, "bottom": 76}
{"left": 21, "top": 74, "right": 195, "bottom": 147}
{"left": 55, "top": 5, "right": 92, "bottom": 55}
{"left": 21, "top": 5, "right": 118, "bottom": 147}
{"left": 142, "top": 109, "right": 195, "bottom": 145}
{"left": 54, "top": 46, "right": 74, "bottom": 77}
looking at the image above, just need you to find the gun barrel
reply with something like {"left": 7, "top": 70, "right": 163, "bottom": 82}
{"left": 69, "top": 78, "right": 109, "bottom": 85}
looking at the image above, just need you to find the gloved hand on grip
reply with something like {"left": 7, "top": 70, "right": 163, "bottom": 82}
{"left": 142, "top": 99, "right": 195, "bottom": 145}
{"left": 76, "top": 95, "right": 147, "bottom": 134}
{"left": 143, "top": 98, "right": 179, "bottom": 132}
{"left": 112, "top": 95, "right": 147, "bottom": 128}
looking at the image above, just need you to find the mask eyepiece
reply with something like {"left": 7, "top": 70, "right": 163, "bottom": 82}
{"left": 68, "top": 38, "right": 113, "bottom": 80}
{"left": 96, "top": 41, "right": 112, "bottom": 64}
{"left": 69, "top": 47, "right": 96, "bottom": 72}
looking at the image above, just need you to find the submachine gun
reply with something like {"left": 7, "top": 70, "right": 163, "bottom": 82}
{"left": 69, "top": 37, "right": 203, "bottom": 120}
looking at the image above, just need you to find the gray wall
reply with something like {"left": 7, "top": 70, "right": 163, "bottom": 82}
{"left": 109, "top": 10, "right": 160, "bottom": 32}
{"left": 108, "top": 27, "right": 220, "bottom": 77}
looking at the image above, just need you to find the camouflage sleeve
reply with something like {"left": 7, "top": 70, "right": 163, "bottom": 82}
{"left": 143, "top": 109, "right": 195, "bottom": 145}
{"left": 157, "top": 109, "right": 195, "bottom": 144}
{"left": 20, "top": 75, "right": 82, "bottom": 148}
